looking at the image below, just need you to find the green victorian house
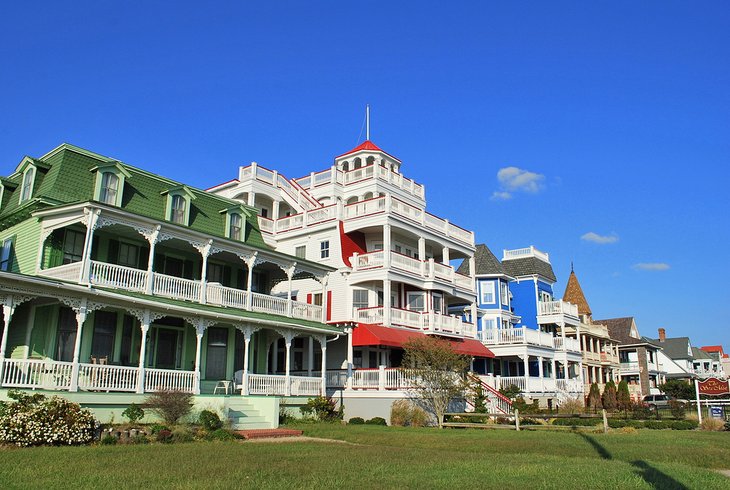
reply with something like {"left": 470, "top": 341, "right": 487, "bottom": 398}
{"left": 0, "top": 144, "right": 341, "bottom": 428}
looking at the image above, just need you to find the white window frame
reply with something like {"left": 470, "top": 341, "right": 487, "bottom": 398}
{"left": 432, "top": 292, "right": 443, "bottom": 314}
{"left": 20, "top": 166, "right": 35, "bottom": 202}
{"left": 406, "top": 292, "right": 425, "bottom": 312}
{"left": 99, "top": 172, "right": 120, "bottom": 206}
{"left": 228, "top": 212, "right": 243, "bottom": 241}
{"left": 169, "top": 194, "right": 188, "bottom": 225}
{"left": 480, "top": 281, "right": 495, "bottom": 304}
{"left": 352, "top": 289, "right": 369, "bottom": 310}
{"left": 320, "top": 240, "right": 330, "bottom": 259}
{"left": 500, "top": 282, "right": 509, "bottom": 306}
{"left": 295, "top": 245, "right": 306, "bottom": 259}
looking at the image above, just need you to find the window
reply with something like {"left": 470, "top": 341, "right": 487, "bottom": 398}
{"left": 205, "top": 327, "right": 228, "bottom": 379}
{"left": 63, "top": 229, "right": 85, "bottom": 264}
{"left": 117, "top": 243, "right": 139, "bottom": 268}
{"left": 500, "top": 282, "right": 509, "bottom": 305}
{"left": 170, "top": 195, "right": 187, "bottom": 224}
{"left": 353, "top": 290, "right": 368, "bottom": 310}
{"left": 20, "top": 167, "right": 35, "bottom": 202}
{"left": 480, "top": 281, "right": 495, "bottom": 304}
{"left": 312, "top": 293, "right": 323, "bottom": 306}
{"left": 432, "top": 293, "right": 443, "bottom": 314}
{"left": 483, "top": 318, "right": 496, "bottom": 331}
{"left": 320, "top": 240, "right": 329, "bottom": 259}
{"left": 91, "top": 311, "right": 117, "bottom": 361}
{"left": 372, "top": 243, "right": 383, "bottom": 251}
{"left": 260, "top": 208, "right": 268, "bottom": 218}
{"left": 395, "top": 245, "right": 402, "bottom": 254}
{"left": 229, "top": 213, "right": 243, "bottom": 240}
{"left": 0, "top": 238, "right": 13, "bottom": 271}
{"left": 99, "top": 172, "right": 119, "bottom": 205}
{"left": 295, "top": 246, "right": 306, "bottom": 259}
{"left": 407, "top": 292, "right": 425, "bottom": 312}
{"left": 56, "top": 307, "right": 77, "bottom": 362}
{"left": 207, "top": 263, "right": 224, "bottom": 283}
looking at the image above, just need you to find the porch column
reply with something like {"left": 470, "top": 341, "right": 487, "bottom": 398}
{"left": 307, "top": 337, "right": 314, "bottom": 376}
{"left": 418, "top": 237, "right": 426, "bottom": 275}
{"left": 442, "top": 246, "right": 450, "bottom": 265}
{"left": 551, "top": 358, "right": 557, "bottom": 380}
{"left": 283, "top": 331, "right": 294, "bottom": 397}
{"left": 272, "top": 200, "right": 281, "bottom": 220}
{"left": 244, "top": 253, "right": 257, "bottom": 311}
{"left": 0, "top": 301, "right": 16, "bottom": 383}
{"left": 522, "top": 354, "right": 529, "bottom": 386}
{"left": 136, "top": 312, "right": 151, "bottom": 394}
{"left": 320, "top": 336, "right": 328, "bottom": 395}
{"left": 538, "top": 356, "right": 545, "bottom": 393}
{"left": 193, "top": 323, "right": 204, "bottom": 395}
{"left": 383, "top": 278, "right": 391, "bottom": 327}
{"left": 578, "top": 361, "right": 584, "bottom": 385}
{"left": 286, "top": 264, "right": 295, "bottom": 317}
{"left": 272, "top": 339, "right": 279, "bottom": 374}
{"left": 320, "top": 275, "right": 328, "bottom": 323}
{"left": 242, "top": 330, "right": 251, "bottom": 395}
{"left": 69, "top": 300, "right": 89, "bottom": 392}
{"left": 79, "top": 209, "right": 101, "bottom": 284}
{"left": 145, "top": 226, "right": 160, "bottom": 294}
{"left": 346, "top": 327, "right": 354, "bottom": 390}
{"left": 247, "top": 190, "right": 256, "bottom": 207}
{"left": 199, "top": 240, "right": 212, "bottom": 304}
{"left": 383, "top": 223, "right": 391, "bottom": 267}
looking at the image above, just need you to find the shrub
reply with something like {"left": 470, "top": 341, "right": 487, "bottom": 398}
{"left": 171, "top": 427, "right": 194, "bottom": 443}
{"left": 144, "top": 390, "right": 194, "bottom": 426}
{"left": 618, "top": 426, "right": 637, "bottom": 434}
{"left": 301, "top": 396, "right": 340, "bottom": 421}
{"left": 348, "top": 417, "right": 365, "bottom": 425}
{"left": 602, "top": 381, "right": 618, "bottom": 412}
{"left": 669, "top": 400, "right": 686, "bottom": 420}
{"left": 587, "top": 383, "right": 602, "bottom": 412}
{"left": 631, "top": 403, "right": 653, "bottom": 420}
{"left": 499, "top": 384, "right": 522, "bottom": 401}
{"left": 122, "top": 404, "right": 145, "bottom": 424}
{"left": 156, "top": 429, "right": 173, "bottom": 443}
{"left": 669, "top": 420, "right": 697, "bottom": 430}
{"left": 700, "top": 418, "right": 725, "bottom": 431}
{"left": 131, "top": 434, "right": 149, "bottom": 444}
{"left": 365, "top": 417, "right": 387, "bottom": 426}
{"left": 659, "top": 380, "right": 694, "bottom": 400}
{"left": 0, "top": 390, "right": 96, "bottom": 447}
{"left": 552, "top": 418, "right": 599, "bottom": 427}
{"left": 390, "top": 400, "right": 411, "bottom": 426}
{"left": 149, "top": 424, "right": 169, "bottom": 434}
{"left": 206, "top": 428, "right": 236, "bottom": 441}
{"left": 617, "top": 381, "right": 632, "bottom": 412}
{"left": 100, "top": 435, "right": 117, "bottom": 445}
{"left": 410, "top": 406, "right": 428, "bottom": 427}
{"left": 558, "top": 397, "right": 584, "bottom": 415}
{"left": 198, "top": 410, "right": 223, "bottom": 431}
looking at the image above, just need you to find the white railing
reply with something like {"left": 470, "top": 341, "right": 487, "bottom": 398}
{"left": 391, "top": 197, "right": 424, "bottom": 222}
{"left": 39, "top": 262, "right": 82, "bottom": 282}
{"left": 344, "top": 196, "right": 386, "bottom": 219}
{"left": 621, "top": 362, "right": 640, "bottom": 372}
{"left": 290, "top": 376, "right": 322, "bottom": 396}
{"left": 390, "top": 308, "right": 425, "bottom": 328}
{"left": 258, "top": 216, "right": 274, "bottom": 233}
{"left": 553, "top": 336, "right": 581, "bottom": 352}
{"left": 391, "top": 252, "right": 422, "bottom": 275}
{"left": 499, "top": 376, "right": 562, "bottom": 394}
{"left": 153, "top": 273, "right": 201, "bottom": 302}
{"left": 355, "top": 307, "right": 474, "bottom": 338}
{"left": 250, "top": 292, "right": 288, "bottom": 316}
{"left": 207, "top": 283, "right": 248, "bottom": 309}
{"left": 248, "top": 373, "right": 288, "bottom": 395}
{"left": 538, "top": 300, "right": 579, "bottom": 318}
{"left": 145, "top": 368, "right": 196, "bottom": 393}
{"left": 344, "top": 164, "right": 375, "bottom": 184}
{"left": 353, "top": 250, "right": 384, "bottom": 270}
{"left": 355, "top": 307, "right": 384, "bottom": 324}
{"left": 503, "top": 246, "right": 550, "bottom": 263}
{"left": 480, "top": 327, "right": 556, "bottom": 347}
{"left": 89, "top": 261, "right": 148, "bottom": 292}
{"left": 255, "top": 165, "right": 275, "bottom": 185}
{"left": 499, "top": 376, "right": 527, "bottom": 392}
{"left": 275, "top": 214, "right": 304, "bottom": 231}
{"left": 1, "top": 359, "right": 74, "bottom": 390}
{"left": 305, "top": 205, "right": 337, "bottom": 224}
{"left": 431, "top": 261, "right": 453, "bottom": 280}
{"left": 78, "top": 363, "right": 138, "bottom": 392}
{"left": 453, "top": 272, "right": 473, "bottom": 291}
{"left": 352, "top": 369, "right": 381, "bottom": 389}
{"left": 291, "top": 300, "right": 323, "bottom": 322}
{"left": 556, "top": 378, "right": 584, "bottom": 393}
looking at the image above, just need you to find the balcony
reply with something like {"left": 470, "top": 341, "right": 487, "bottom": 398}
{"left": 497, "top": 376, "right": 583, "bottom": 395}
{"left": 351, "top": 250, "right": 474, "bottom": 292}
{"left": 537, "top": 300, "right": 580, "bottom": 325}
{"left": 478, "top": 327, "right": 580, "bottom": 352}
{"left": 39, "top": 260, "right": 324, "bottom": 323}
{"left": 354, "top": 306, "right": 476, "bottom": 338}
{"left": 620, "top": 361, "right": 640, "bottom": 372}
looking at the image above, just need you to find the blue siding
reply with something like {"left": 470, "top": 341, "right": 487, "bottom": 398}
{"left": 476, "top": 278, "right": 500, "bottom": 310}
{"left": 510, "top": 280, "right": 538, "bottom": 330}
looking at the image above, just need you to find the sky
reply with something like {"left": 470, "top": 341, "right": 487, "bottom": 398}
{"left": 0, "top": 2, "right": 728, "bottom": 347}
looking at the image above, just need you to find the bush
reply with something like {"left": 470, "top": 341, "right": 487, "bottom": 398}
{"left": 122, "top": 404, "right": 145, "bottom": 424}
{"left": 131, "top": 434, "right": 149, "bottom": 445}
{"left": 348, "top": 417, "right": 365, "bottom": 425}
{"left": 700, "top": 418, "right": 725, "bottom": 431}
{"left": 602, "top": 381, "right": 618, "bottom": 412}
{"left": 410, "top": 406, "right": 428, "bottom": 427}
{"left": 513, "top": 397, "right": 540, "bottom": 414}
{"left": 587, "top": 383, "right": 602, "bottom": 412}
{"left": 206, "top": 428, "right": 236, "bottom": 441}
{"left": 499, "top": 384, "right": 522, "bottom": 401}
{"left": 156, "top": 429, "right": 173, "bottom": 443}
{"left": 365, "top": 417, "right": 387, "bottom": 426}
{"left": 390, "top": 400, "right": 411, "bottom": 426}
{"left": 552, "top": 417, "right": 600, "bottom": 427}
{"left": 659, "top": 380, "right": 694, "bottom": 400}
{"left": 0, "top": 390, "right": 97, "bottom": 447}
{"left": 558, "top": 397, "right": 584, "bottom": 415}
{"left": 100, "top": 435, "right": 117, "bottom": 445}
{"left": 301, "top": 396, "right": 340, "bottom": 421}
{"left": 171, "top": 427, "right": 194, "bottom": 443}
{"left": 149, "top": 424, "right": 169, "bottom": 434}
{"left": 669, "top": 400, "right": 686, "bottom": 420}
{"left": 617, "top": 381, "right": 632, "bottom": 412}
{"left": 669, "top": 420, "right": 697, "bottom": 430}
{"left": 198, "top": 410, "right": 223, "bottom": 431}
{"left": 145, "top": 390, "right": 194, "bottom": 426}
{"left": 631, "top": 403, "right": 653, "bottom": 420}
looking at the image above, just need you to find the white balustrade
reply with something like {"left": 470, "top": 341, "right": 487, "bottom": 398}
{"left": 291, "top": 300, "right": 323, "bottom": 321}
{"left": 390, "top": 197, "right": 424, "bottom": 223}
{"left": 78, "top": 363, "right": 138, "bottom": 392}
{"left": 354, "top": 250, "right": 384, "bottom": 270}
{"left": 390, "top": 252, "right": 421, "bottom": 275}
{"left": 153, "top": 273, "right": 201, "bottom": 302}
{"left": 351, "top": 369, "right": 381, "bottom": 389}
{"left": 257, "top": 216, "right": 274, "bottom": 233}
{"left": 1, "top": 359, "right": 73, "bottom": 390}
{"left": 355, "top": 307, "right": 384, "bottom": 324}
{"left": 289, "top": 375, "right": 322, "bottom": 396}
{"left": 275, "top": 214, "right": 304, "bottom": 232}
{"left": 39, "top": 262, "right": 82, "bottom": 282}
{"left": 453, "top": 272, "right": 473, "bottom": 291}
{"left": 621, "top": 362, "right": 640, "bottom": 371}
{"left": 313, "top": 169, "right": 333, "bottom": 186}
{"left": 503, "top": 246, "right": 550, "bottom": 263}
{"left": 306, "top": 205, "right": 337, "bottom": 224}
{"left": 255, "top": 165, "right": 275, "bottom": 184}
{"left": 89, "top": 261, "right": 148, "bottom": 292}
{"left": 432, "top": 261, "right": 453, "bottom": 280}
{"left": 250, "top": 292, "right": 288, "bottom": 316}
{"left": 145, "top": 368, "right": 196, "bottom": 393}
{"left": 344, "top": 196, "right": 387, "bottom": 219}
{"left": 390, "top": 308, "right": 425, "bottom": 328}
{"left": 207, "top": 283, "right": 248, "bottom": 309}
{"left": 248, "top": 373, "right": 288, "bottom": 395}
{"left": 538, "top": 300, "right": 579, "bottom": 318}
{"left": 500, "top": 376, "right": 527, "bottom": 393}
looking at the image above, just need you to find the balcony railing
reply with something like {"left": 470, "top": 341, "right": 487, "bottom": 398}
{"left": 620, "top": 361, "right": 640, "bottom": 372}
{"left": 40, "top": 261, "right": 324, "bottom": 323}
{"left": 498, "top": 375, "right": 582, "bottom": 395}
{"left": 552, "top": 336, "right": 581, "bottom": 352}
{"left": 479, "top": 326, "right": 556, "bottom": 348}
{"left": 538, "top": 300, "right": 579, "bottom": 318}
{"left": 354, "top": 306, "right": 475, "bottom": 337}
{"left": 351, "top": 250, "right": 474, "bottom": 292}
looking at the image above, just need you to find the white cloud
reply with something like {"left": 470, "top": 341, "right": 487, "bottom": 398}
{"left": 581, "top": 232, "right": 619, "bottom": 244}
{"left": 632, "top": 263, "right": 670, "bottom": 271}
{"left": 490, "top": 191, "right": 512, "bottom": 201}
{"left": 496, "top": 166, "right": 546, "bottom": 194}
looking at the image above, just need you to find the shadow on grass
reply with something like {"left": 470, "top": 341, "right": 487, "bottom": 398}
{"left": 578, "top": 433, "right": 689, "bottom": 489}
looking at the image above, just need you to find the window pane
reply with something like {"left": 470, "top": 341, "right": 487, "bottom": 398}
{"left": 0, "top": 239, "right": 12, "bottom": 271}
{"left": 229, "top": 213, "right": 242, "bottom": 240}
{"left": 320, "top": 241, "right": 329, "bottom": 259}
{"left": 353, "top": 290, "right": 368, "bottom": 309}
{"left": 63, "top": 230, "right": 85, "bottom": 264}
{"left": 100, "top": 173, "right": 119, "bottom": 205}
{"left": 171, "top": 195, "right": 186, "bottom": 224}
{"left": 205, "top": 327, "right": 228, "bottom": 379}
{"left": 91, "top": 311, "right": 117, "bottom": 360}
{"left": 295, "top": 246, "right": 306, "bottom": 259}
{"left": 20, "top": 169, "right": 33, "bottom": 201}
{"left": 118, "top": 243, "right": 139, "bottom": 268}
{"left": 56, "top": 308, "right": 77, "bottom": 362}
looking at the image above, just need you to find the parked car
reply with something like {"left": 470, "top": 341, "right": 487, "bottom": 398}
{"left": 642, "top": 394, "right": 689, "bottom": 409}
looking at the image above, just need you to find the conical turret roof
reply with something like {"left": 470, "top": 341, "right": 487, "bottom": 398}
{"left": 562, "top": 269, "right": 592, "bottom": 317}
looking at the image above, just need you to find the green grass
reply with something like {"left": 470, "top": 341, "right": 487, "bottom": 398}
{"left": 0, "top": 424, "right": 729, "bottom": 489}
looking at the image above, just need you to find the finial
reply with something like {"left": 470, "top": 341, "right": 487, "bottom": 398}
{"left": 571, "top": 261, "right": 574, "bottom": 272}
{"left": 366, "top": 104, "right": 370, "bottom": 141}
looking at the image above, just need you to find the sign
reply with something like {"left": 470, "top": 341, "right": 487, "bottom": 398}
{"left": 698, "top": 377, "right": 730, "bottom": 396}
{"left": 710, "top": 406, "right": 724, "bottom": 419}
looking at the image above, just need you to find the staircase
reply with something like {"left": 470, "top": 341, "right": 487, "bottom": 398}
{"left": 468, "top": 373, "right": 514, "bottom": 415}
{"left": 226, "top": 398, "right": 275, "bottom": 430}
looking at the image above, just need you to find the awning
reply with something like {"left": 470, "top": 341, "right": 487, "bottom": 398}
{"left": 352, "top": 323, "right": 494, "bottom": 358}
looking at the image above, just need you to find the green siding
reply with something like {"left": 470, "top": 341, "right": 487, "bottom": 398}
{"left": 28, "top": 304, "right": 57, "bottom": 358}
{"left": 0, "top": 218, "right": 41, "bottom": 274}
{"left": 7, "top": 303, "right": 30, "bottom": 359}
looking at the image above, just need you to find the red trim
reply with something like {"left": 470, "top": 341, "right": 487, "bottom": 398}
{"left": 205, "top": 178, "right": 239, "bottom": 191}
{"left": 306, "top": 293, "right": 312, "bottom": 304}
{"left": 326, "top": 291, "right": 332, "bottom": 321}
{"left": 340, "top": 222, "right": 367, "bottom": 267}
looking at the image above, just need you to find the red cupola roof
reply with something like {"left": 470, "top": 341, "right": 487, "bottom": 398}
{"left": 334, "top": 140, "right": 401, "bottom": 162}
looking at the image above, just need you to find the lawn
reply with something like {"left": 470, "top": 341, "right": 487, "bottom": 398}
{"left": 0, "top": 424, "right": 728, "bottom": 489}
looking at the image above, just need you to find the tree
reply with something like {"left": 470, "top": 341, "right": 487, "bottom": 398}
{"left": 499, "top": 384, "right": 522, "bottom": 401}
{"left": 587, "top": 382, "right": 602, "bottom": 412}
{"left": 617, "top": 380, "right": 632, "bottom": 412}
{"left": 402, "top": 336, "right": 470, "bottom": 428}
{"left": 602, "top": 381, "right": 618, "bottom": 412}
{"left": 659, "top": 379, "right": 694, "bottom": 400}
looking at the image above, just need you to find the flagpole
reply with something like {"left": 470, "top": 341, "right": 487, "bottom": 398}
{"left": 366, "top": 104, "right": 370, "bottom": 141}
{"left": 695, "top": 378, "right": 702, "bottom": 424}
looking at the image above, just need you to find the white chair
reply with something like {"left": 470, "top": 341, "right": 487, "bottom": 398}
{"left": 213, "top": 380, "right": 231, "bottom": 395}
{"left": 233, "top": 369, "right": 244, "bottom": 393}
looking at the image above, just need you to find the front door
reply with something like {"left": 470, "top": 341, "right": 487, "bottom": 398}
{"left": 155, "top": 329, "right": 179, "bottom": 370}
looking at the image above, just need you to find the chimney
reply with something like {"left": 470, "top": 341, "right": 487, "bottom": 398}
{"left": 658, "top": 328, "right": 666, "bottom": 342}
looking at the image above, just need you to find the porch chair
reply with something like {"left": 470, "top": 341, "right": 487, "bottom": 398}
{"left": 233, "top": 370, "right": 244, "bottom": 394}
{"left": 213, "top": 380, "right": 232, "bottom": 395}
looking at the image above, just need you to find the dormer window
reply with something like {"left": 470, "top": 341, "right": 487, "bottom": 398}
{"left": 20, "top": 167, "right": 35, "bottom": 202}
{"left": 171, "top": 195, "right": 187, "bottom": 224}
{"left": 99, "top": 172, "right": 119, "bottom": 205}
{"left": 229, "top": 213, "right": 242, "bottom": 240}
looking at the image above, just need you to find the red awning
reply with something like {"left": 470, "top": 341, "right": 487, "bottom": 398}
{"left": 352, "top": 323, "right": 493, "bottom": 358}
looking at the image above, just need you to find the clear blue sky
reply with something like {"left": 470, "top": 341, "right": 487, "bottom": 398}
{"left": 1, "top": 2, "right": 728, "bottom": 346}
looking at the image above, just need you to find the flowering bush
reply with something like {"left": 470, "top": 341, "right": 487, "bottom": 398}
{"left": 0, "top": 390, "right": 97, "bottom": 446}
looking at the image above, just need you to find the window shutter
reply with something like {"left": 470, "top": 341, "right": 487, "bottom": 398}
{"left": 107, "top": 239, "right": 119, "bottom": 265}
{"left": 306, "top": 293, "right": 312, "bottom": 304}
{"left": 327, "top": 291, "right": 332, "bottom": 321}
{"left": 46, "top": 229, "right": 65, "bottom": 268}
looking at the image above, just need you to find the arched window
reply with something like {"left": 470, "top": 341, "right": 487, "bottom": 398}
{"left": 20, "top": 167, "right": 35, "bottom": 202}
{"left": 342, "top": 161, "right": 350, "bottom": 172}
{"left": 99, "top": 172, "right": 119, "bottom": 205}
{"left": 353, "top": 158, "right": 362, "bottom": 170}
{"left": 229, "top": 213, "right": 243, "bottom": 240}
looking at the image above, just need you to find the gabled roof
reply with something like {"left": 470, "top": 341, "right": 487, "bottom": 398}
{"left": 562, "top": 270, "right": 591, "bottom": 317}
{"left": 649, "top": 336, "right": 693, "bottom": 360}
{"left": 693, "top": 347, "right": 713, "bottom": 360}
{"left": 502, "top": 257, "right": 557, "bottom": 283}
{"left": 457, "top": 243, "right": 505, "bottom": 276}
{"left": 334, "top": 140, "right": 401, "bottom": 162}
{"left": 595, "top": 317, "right": 640, "bottom": 345}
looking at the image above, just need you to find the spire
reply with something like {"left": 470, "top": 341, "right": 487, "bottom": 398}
{"left": 366, "top": 104, "right": 370, "bottom": 141}
{"left": 562, "top": 269, "right": 592, "bottom": 318}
